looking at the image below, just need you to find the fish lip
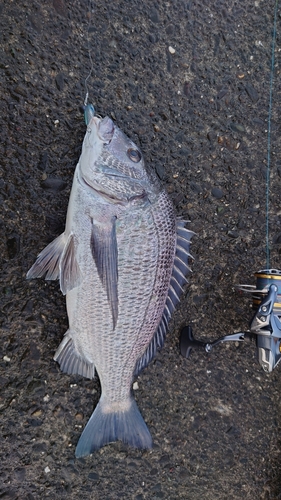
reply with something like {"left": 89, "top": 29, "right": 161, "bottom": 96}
{"left": 86, "top": 114, "right": 115, "bottom": 144}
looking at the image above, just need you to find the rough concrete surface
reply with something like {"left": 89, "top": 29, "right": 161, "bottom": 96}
{"left": 1, "top": 0, "right": 281, "bottom": 498}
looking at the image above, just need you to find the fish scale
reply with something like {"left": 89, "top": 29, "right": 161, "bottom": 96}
{"left": 27, "top": 106, "right": 193, "bottom": 456}
{"left": 81, "top": 223, "right": 157, "bottom": 398}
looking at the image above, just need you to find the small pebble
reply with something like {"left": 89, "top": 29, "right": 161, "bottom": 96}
{"left": 41, "top": 178, "right": 67, "bottom": 192}
{"left": 44, "top": 466, "right": 50, "bottom": 474}
{"left": 211, "top": 187, "right": 224, "bottom": 199}
{"left": 133, "top": 382, "right": 139, "bottom": 390}
{"left": 207, "top": 131, "right": 216, "bottom": 142}
{"left": 228, "top": 230, "right": 239, "bottom": 238}
{"left": 53, "top": 0, "right": 67, "bottom": 16}
{"left": 155, "top": 163, "right": 165, "bottom": 180}
{"left": 38, "top": 152, "right": 48, "bottom": 171}
{"left": 168, "top": 46, "right": 175, "bottom": 54}
{"left": 15, "top": 467, "right": 26, "bottom": 481}
{"left": 88, "top": 472, "right": 99, "bottom": 481}
{"left": 230, "top": 122, "right": 245, "bottom": 133}
{"left": 3, "top": 356, "right": 11, "bottom": 362}
{"left": 55, "top": 73, "right": 65, "bottom": 91}
{"left": 217, "top": 88, "right": 228, "bottom": 99}
{"left": 183, "top": 81, "right": 190, "bottom": 96}
{"left": 31, "top": 409, "right": 42, "bottom": 417}
{"left": 7, "top": 235, "right": 20, "bottom": 259}
{"left": 150, "top": 8, "right": 160, "bottom": 23}
{"left": 245, "top": 83, "right": 259, "bottom": 102}
{"left": 166, "top": 24, "right": 174, "bottom": 35}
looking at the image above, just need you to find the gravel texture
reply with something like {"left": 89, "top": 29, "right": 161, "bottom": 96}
{"left": 1, "top": 0, "right": 281, "bottom": 499}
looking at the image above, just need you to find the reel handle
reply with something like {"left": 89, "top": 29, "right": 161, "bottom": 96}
{"left": 180, "top": 325, "right": 208, "bottom": 358}
{"left": 180, "top": 326, "right": 251, "bottom": 359}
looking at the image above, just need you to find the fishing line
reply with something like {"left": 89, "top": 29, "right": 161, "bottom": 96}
{"left": 265, "top": 0, "right": 279, "bottom": 269}
{"left": 84, "top": 0, "right": 95, "bottom": 107}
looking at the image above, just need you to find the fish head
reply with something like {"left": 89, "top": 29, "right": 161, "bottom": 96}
{"left": 79, "top": 108, "right": 160, "bottom": 204}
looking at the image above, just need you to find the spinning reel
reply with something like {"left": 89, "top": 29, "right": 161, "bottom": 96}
{"left": 180, "top": 269, "right": 281, "bottom": 372}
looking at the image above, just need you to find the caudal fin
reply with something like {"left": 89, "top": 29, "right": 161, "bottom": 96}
{"left": 75, "top": 396, "right": 152, "bottom": 457}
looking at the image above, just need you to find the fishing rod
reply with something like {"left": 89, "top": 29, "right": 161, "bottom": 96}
{"left": 180, "top": 1, "right": 280, "bottom": 373}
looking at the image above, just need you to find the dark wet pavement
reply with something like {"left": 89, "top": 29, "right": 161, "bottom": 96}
{"left": 1, "top": 0, "right": 281, "bottom": 498}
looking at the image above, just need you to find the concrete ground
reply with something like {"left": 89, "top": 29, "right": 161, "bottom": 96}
{"left": 1, "top": 0, "right": 281, "bottom": 498}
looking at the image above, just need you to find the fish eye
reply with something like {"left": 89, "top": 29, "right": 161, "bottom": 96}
{"left": 127, "top": 148, "right": 142, "bottom": 163}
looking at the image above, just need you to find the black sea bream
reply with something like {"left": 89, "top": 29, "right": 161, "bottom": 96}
{"left": 27, "top": 105, "right": 193, "bottom": 457}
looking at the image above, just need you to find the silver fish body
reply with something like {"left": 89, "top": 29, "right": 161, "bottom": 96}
{"left": 27, "top": 106, "right": 193, "bottom": 457}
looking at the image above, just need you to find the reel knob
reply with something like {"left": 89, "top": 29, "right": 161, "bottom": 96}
{"left": 180, "top": 325, "right": 209, "bottom": 358}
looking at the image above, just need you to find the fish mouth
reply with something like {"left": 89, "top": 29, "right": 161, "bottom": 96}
{"left": 85, "top": 113, "right": 115, "bottom": 144}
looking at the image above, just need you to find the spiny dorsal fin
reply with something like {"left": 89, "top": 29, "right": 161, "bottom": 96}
{"left": 91, "top": 217, "right": 118, "bottom": 329}
{"left": 134, "top": 219, "right": 194, "bottom": 376}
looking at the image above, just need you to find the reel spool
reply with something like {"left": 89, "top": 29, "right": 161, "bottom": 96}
{"left": 238, "top": 269, "right": 281, "bottom": 315}
{"left": 180, "top": 269, "right": 281, "bottom": 373}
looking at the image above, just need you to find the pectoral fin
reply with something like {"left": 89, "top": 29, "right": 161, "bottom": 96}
{"left": 26, "top": 233, "right": 82, "bottom": 295}
{"left": 91, "top": 217, "right": 118, "bottom": 328}
{"left": 26, "top": 233, "right": 66, "bottom": 281}
{"left": 60, "top": 234, "right": 82, "bottom": 295}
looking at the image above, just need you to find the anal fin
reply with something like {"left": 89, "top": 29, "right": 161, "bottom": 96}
{"left": 54, "top": 331, "right": 95, "bottom": 380}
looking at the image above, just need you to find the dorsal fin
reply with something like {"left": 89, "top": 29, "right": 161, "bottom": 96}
{"left": 134, "top": 220, "right": 194, "bottom": 376}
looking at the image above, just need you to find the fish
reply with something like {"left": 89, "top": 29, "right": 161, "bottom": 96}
{"left": 27, "top": 104, "right": 193, "bottom": 457}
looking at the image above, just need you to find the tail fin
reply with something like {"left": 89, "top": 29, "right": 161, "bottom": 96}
{"left": 75, "top": 396, "right": 152, "bottom": 457}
